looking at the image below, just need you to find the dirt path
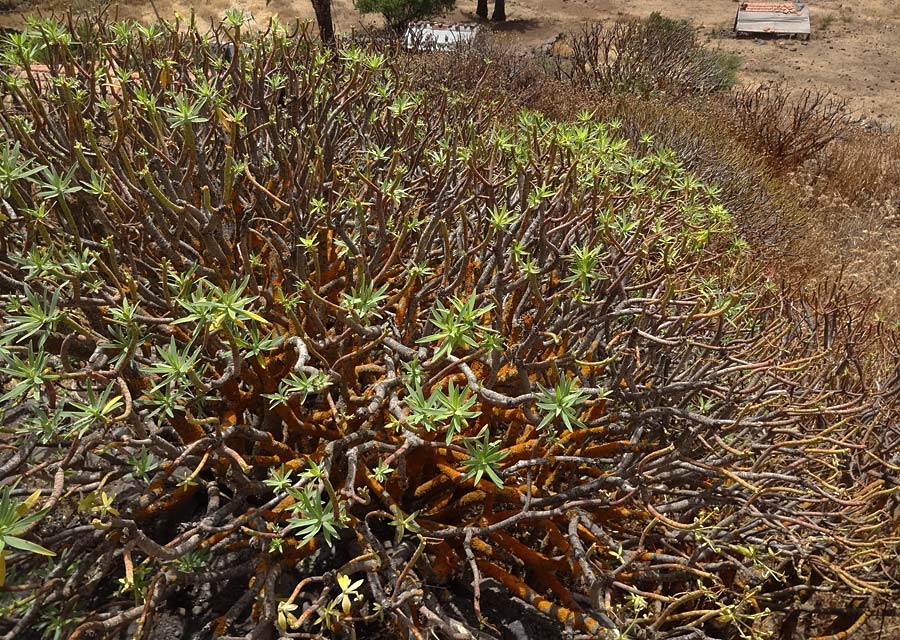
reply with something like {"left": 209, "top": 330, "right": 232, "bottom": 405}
{"left": 2, "top": 0, "right": 899, "bottom": 123}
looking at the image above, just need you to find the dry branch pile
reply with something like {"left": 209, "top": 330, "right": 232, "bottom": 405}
{"left": 0, "top": 14, "right": 898, "bottom": 640}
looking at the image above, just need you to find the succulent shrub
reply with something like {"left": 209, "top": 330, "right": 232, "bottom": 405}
{"left": 0, "top": 14, "right": 898, "bottom": 640}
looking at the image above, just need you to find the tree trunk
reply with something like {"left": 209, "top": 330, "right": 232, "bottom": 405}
{"left": 310, "top": 0, "right": 335, "bottom": 43}
{"left": 491, "top": 0, "right": 505, "bottom": 21}
{"left": 476, "top": 0, "right": 488, "bottom": 19}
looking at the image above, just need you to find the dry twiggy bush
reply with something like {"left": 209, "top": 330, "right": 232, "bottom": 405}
{"left": 0, "top": 13, "right": 898, "bottom": 640}
{"left": 730, "top": 84, "right": 855, "bottom": 172}
{"left": 553, "top": 14, "right": 738, "bottom": 100}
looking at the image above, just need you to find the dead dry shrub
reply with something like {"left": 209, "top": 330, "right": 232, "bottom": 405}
{"left": 731, "top": 83, "right": 855, "bottom": 171}
{"left": 554, "top": 13, "right": 737, "bottom": 99}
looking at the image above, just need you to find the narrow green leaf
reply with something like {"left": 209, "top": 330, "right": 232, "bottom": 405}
{"left": 3, "top": 535, "right": 55, "bottom": 556}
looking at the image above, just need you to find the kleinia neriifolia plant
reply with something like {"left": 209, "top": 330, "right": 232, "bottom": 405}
{"left": 0, "top": 13, "right": 897, "bottom": 640}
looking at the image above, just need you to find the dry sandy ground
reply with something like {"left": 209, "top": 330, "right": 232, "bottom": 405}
{"left": 1, "top": 0, "right": 899, "bottom": 123}
{"left": 463, "top": 0, "right": 900, "bottom": 126}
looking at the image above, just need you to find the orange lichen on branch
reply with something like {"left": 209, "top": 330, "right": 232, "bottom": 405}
{"left": 426, "top": 540, "right": 460, "bottom": 583}
{"left": 808, "top": 608, "right": 873, "bottom": 640}
{"left": 134, "top": 483, "right": 202, "bottom": 521}
{"left": 167, "top": 411, "right": 206, "bottom": 444}
{"left": 476, "top": 559, "right": 605, "bottom": 636}
{"left": 488, "top": 530, "right": 565, "bottom": 572}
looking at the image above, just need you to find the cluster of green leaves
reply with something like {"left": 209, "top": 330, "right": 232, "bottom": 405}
{"left": 535, "top": 377, "right": 593, "bottom": 431}
{"left": 418, "top": 295, "right": 498, "bottom": 361}
{"left": 174, "top": 276, "right": 268, "bottom": 335}
{"left": 262, "top": 370, "right": 331, "bottom": 408}
{"left": 264, "top": 462, "right": 348, "bottom": 548}
{"left": 285, "top": 484, "right": 345, "bottom": 546}
{"left": 0, "top": 488, "right": 54, "bottom": 586}
{"left": 403, "top": 380, "right": 479, "bottom": 442}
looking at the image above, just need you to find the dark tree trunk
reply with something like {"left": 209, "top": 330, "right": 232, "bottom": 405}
{"left": 491, "top": 0, "right": 505, "bottom": 21}
{"left": 310, "top": 0, "right": 335, "bottom": 42}
{"left": 476, "top": 0, "right": 488, "bottom": 19}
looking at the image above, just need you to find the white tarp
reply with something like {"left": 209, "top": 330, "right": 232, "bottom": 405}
{"left": 404, "top": 22, "right": 478, "bottom": 50}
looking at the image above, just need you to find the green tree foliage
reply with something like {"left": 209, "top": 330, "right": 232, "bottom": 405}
{"left": 356, "top": 0, "right": 455, "bottom": 32}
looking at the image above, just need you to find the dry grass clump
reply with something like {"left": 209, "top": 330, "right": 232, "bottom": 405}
{"left": 791, "top": 201, "right": 900, "bottom": 314}
{"left": 816, "top": 129, "right": 900, "bottom": 204}
{"left": 785, "top": 179, "right": 900, "bottom": 318}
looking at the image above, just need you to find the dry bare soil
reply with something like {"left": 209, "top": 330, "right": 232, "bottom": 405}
{"left": 2, "top": 0, "right": 899, "bottom": 124}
